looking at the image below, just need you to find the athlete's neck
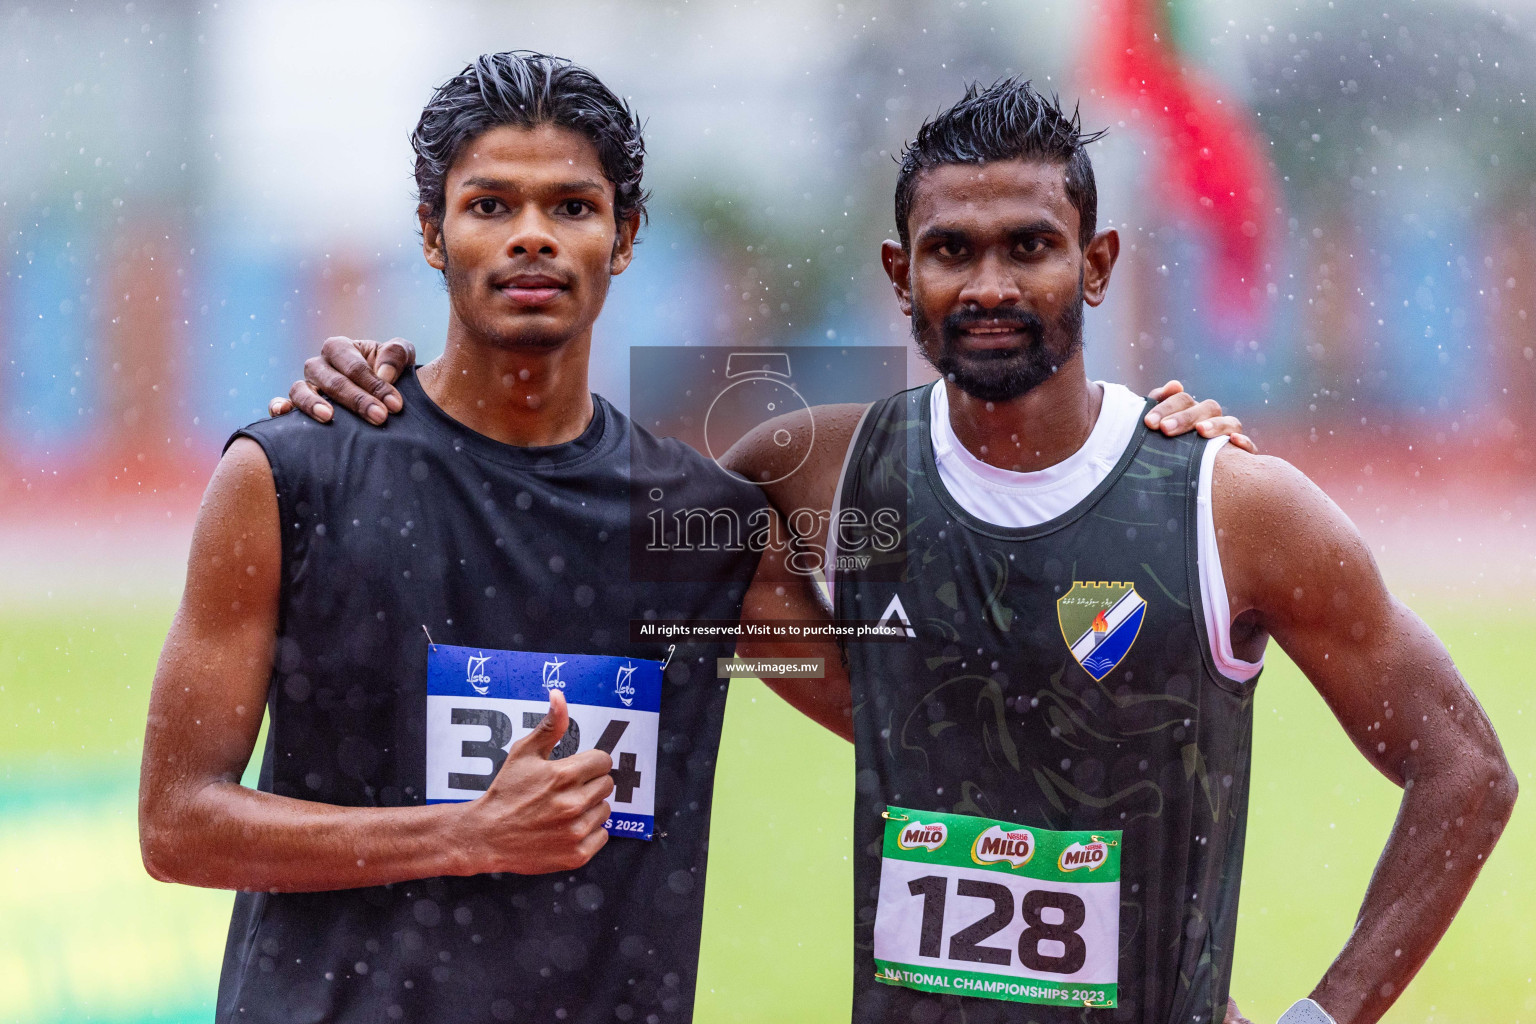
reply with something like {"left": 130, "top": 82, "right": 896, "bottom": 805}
{"left": 944, "top": 354, "right": 1103, "bottom": 473}
{"left": 418, "top": 322, "right": 595, "bottom": 448}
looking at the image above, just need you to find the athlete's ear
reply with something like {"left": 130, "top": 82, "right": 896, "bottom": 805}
{"left": 610, "top": 211, "right": 641, "bottom": 276}
{"left": 881, "top": 239, "right": 914, "bottom": 318}
{"left": 1082, "top": 228, "right": 1120, "bottom": 308}
{"left": 420, "top": 203, "right": 446, "bottom": 273}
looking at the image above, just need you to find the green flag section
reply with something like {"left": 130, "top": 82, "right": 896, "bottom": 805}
{"left": 881, "top": 806, "right": 1121, "bottom": 883}
{"left": 874, "top": 961, "right": 1115, "bottom": 1008}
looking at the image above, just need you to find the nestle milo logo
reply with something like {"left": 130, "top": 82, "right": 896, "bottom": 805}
{"left": 896, "top": 821, "right": 947, "bottom": 852}
{"left": 1057, "top": 839, "right": 1110, "bottom": 873}
{"left": 969, "top": 824, "right": 1035, "bottom": 868}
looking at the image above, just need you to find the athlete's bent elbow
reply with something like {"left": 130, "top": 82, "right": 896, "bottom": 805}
{"left": 1483, "top": 757, "right": 1519, "bottom": 829}
{"left": 138, "top": 799, "right": 201, "bottom": 885}
{"left": 139, "top": 819, "right": 183, "bottom": 884}
{"left": 1455, "top": 747, "right": 1520, "bottom": 838}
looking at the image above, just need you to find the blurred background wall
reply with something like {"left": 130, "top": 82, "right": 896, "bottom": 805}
{"left": 2, "top": 1, "right": 1533, "bottom": 1021}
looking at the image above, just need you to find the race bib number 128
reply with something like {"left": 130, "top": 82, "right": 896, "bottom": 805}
{"left": 426, "top": 643, "right": 662, "bottom": 840}
{"left": 874, "top": 806, "right": 1121, "bottom": 1007}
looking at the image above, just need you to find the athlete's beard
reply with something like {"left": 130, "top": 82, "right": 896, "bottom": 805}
{"left": 442, "top": 248, "right": 572, "bottom": 351}
{"left": 913, "top": 279, "right": 1086, "bottom": 403}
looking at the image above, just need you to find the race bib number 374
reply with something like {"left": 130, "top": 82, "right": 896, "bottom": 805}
{"left": 874, "top": 806, "right": 1122, "bottom": 1008}
{"left": 426, "top": 644, "right": 663, "bottom": 840}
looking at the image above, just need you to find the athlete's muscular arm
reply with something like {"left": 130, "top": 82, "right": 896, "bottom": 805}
{"left": 138, "top": 439, "right": 616, "bottom": 892}
{"left": 1214, "top": 448, "right": 1517, "bottom": 1024}
{"left": 268, "top": 336, "right": 1257, "bottom": 453}
{"left": 723, "top": 403, "right": 870, "bottom": 563}
{"left": 737, "top": 505, "right": 854, "bottom": 741}
{"left": 725, "top": 407, "right": 867, "bottom": 742}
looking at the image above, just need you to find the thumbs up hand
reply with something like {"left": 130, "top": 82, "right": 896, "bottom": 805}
{"left": 514, "top": 687, "right": 578, "bottom": 761}
{"left": 460, "top": 690, "right": 615, "bottom": 875}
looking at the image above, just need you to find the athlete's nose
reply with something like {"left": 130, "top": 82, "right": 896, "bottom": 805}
{"left": 505, "top": 209, "right": 559, "bottom": 258}
{"left": 957, "top": 250, "right": 1022, "bottom": 310}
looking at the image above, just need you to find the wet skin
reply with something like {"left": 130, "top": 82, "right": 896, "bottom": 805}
{"left": 419, "top": 123, "right": 636, "bottom": 447}
{"left": 883, "top": 158, "right": 1118, "bottom": 472}
{"left": 898, "top": 159, "right": 1095, "bottom": 410}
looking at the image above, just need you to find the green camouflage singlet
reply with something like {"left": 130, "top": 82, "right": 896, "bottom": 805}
{"left": 835, "top": 383, "right": 1258, "bottom": 1024}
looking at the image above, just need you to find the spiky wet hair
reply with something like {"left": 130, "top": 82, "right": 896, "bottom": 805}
{"left": 895, "top": 78, "right": 1107, "bottom": 249}
{"left": 411, "top": 51, "right": 649, "bottom": 230}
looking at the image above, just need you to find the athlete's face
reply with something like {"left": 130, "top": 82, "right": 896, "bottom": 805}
{"left": 421, "top": 124, "right": 638, "bottom": 350}
{"left": 882, "top": 159, "right": 1119, "bottom": 402}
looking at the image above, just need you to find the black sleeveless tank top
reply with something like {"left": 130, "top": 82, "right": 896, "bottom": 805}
{"left": 218, "top": 368, "right": 765, "bottom": 1024}
{"left": 834, "top": 383, "right": 1258, "bottom": 1024}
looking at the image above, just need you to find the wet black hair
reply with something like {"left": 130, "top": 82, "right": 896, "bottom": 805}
{"left": 895, "top": 78, "right": 1106, "bottom": 250}
{"left": 412, "top": 51, "right": 648, "bottom": 230}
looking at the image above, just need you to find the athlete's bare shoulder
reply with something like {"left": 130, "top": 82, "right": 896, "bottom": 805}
{"left": 720, "top": 401, "right": 871, "bottom": 519}
{"left": 169, "top": 436, "right": 282, "bottom": 660}
{"left": 1211, "top": 443, "right": 1349, "bottom": 541}
{"left": 204, "top": 438, "right": 280, "bottom": 542}
{"left": 1210, "top": 442, "right": 1373, "bottom": 621}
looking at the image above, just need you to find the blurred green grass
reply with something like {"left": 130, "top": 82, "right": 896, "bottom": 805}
{"left": 2, "top": 601, "right": 1531, "bottom": 1022}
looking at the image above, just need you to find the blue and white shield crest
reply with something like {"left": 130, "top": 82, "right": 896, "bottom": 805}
{"left": 1056, "top": 582, "right": 1147, "bottom": 681}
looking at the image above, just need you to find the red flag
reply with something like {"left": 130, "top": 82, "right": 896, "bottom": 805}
{"left": 1090, "top": 0, "right": 1277, "bottom": 324}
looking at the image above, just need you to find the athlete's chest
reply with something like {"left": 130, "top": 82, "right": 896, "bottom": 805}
{"left": 843, "top": 500, "right": 1216, "bottom": 782}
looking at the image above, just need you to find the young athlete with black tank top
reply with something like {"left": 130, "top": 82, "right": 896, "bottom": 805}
{"left": 139, "top": 54, "right": 791, "bottom": 1024}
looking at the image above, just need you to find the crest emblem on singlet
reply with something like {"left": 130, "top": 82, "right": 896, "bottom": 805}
{"left": 1057, "top": 582, "right": 1147, "bottom": 681}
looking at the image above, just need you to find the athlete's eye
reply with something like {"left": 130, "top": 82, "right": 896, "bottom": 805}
{"left": 558, "top": 199, "right": 593, "bottom": 217}
{"left": 471, "top": 198, "right": 503, "bottom": 216}
{"left": 936, "top": 242, "right": 967, "bottom": 259}
{"left": 1016, "top": 237, "right": 1046, "bottom": 255}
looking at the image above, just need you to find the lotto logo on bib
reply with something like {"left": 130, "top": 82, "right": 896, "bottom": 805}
{"left": 425, "top": 644, "right": 663, "bottom": 840}
{"left": 874, "top": 807, "right": 1122, "bottom": 1008}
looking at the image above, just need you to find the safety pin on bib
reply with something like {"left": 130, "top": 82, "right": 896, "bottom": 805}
{"left": 881, "top": 810, "right": 910, "bottom": 822}
{"left": 661, "top": 644, "right": 675, "bottom": 671}
{"left": 1091, "top": 834, "right": 1120, "bottom": 847}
